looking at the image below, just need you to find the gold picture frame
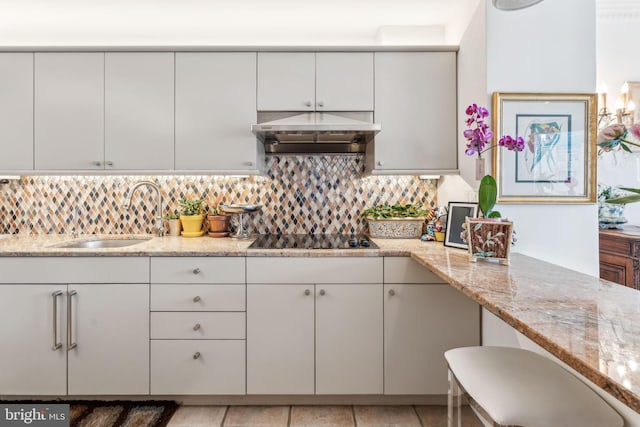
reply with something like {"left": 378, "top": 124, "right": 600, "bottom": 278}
{"left": 492, "top": 92, "right": 597, "bottom": 204}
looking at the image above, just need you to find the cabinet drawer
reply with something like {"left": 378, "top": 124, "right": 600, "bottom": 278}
{"left": 151, "top": 284, "right": 245, "bottom": 311}
{"left": 247, "top": 258, "right": 382, "bottom": 284}
{"left": 151, "top": 257, "right": 245, "bottom": 284}
{"left": 151, "top": 312, "right": 245, "bottom": 339}
{"left": 384, "top": 257, "right": 444, "bottom": 284}
{"left": 151, "top": 340, "right": 245, "bottom": 394}
{"left": 0, "top": 257, "right": 149, "bottom": 283}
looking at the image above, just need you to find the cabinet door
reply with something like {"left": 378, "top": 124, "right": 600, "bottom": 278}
{"left": 257, "top": 52, "right": 315, "bottom": 111}
{"left": 0, "top": 53, "right": 33, "bottom": 171}
{"left": 105, "top": 52, "right": 174, "bottom": 170}
{"left": 67, "top": 284, "right": 149, "bottom": 395}
{"left": 384, "top": 284, "right": 480, "bottom": 394}
{"left": 315, "top": 53, "right": 373, "bottom": 111}
{"left": 247, "top": 284, "right": 315, "bottom": 394}
{"left": 316, "top": 284, "right": 383, "bottom": 394}
{"left": 373, "top": 52, "right": 457, "bottom": 171}
{"left": 35, "top": 53, "right": 104, "bottom": 170}
{"left": 0, "top": 285, "right": 67, "bottom": 395}
{"left": 175, "top": 52, "right": 258, "bottom": 171}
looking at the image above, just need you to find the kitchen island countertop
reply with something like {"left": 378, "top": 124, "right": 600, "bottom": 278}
{"left": 0, "top": 234, "right": 638, "bottom": 413}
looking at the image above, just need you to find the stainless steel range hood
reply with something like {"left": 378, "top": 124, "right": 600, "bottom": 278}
{"left": 252, "top": 112, "right": 380, "bottom": 154}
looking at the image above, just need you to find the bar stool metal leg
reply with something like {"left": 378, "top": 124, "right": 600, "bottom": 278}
{"left": 448, "top": 368, "right": 462, "bottom": 427}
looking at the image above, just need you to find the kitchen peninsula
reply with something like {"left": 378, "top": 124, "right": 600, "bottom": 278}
{"left": 0, "top": 234, "right": 637, "bottom": 417}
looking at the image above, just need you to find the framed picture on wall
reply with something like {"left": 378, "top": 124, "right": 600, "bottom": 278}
{"left": 492, "top": 92, "right": 597, "bottom": 203}
{"left": 444, "top": 202, "right": 478, "bottom": 250}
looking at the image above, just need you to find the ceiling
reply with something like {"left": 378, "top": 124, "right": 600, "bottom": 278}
{"left": 0, "top": 0, "right": 482, "bottom": 47}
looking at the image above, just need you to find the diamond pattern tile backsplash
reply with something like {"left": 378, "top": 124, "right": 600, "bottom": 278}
{"left": 0, "top": 156, "right": 437, "bottom": 235}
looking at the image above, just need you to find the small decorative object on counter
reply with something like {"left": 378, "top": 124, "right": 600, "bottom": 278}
{"left": 598, "top": 185, "right": 628, "bottom": 229}
{"left": 362, "top": 203, "right": 430, "bottom": 239}
{"left": 220, "top": 204, "right": 262, "bottom": 240}
{"left": 207, "top": 194, "right": 231, "bottom": 238}
{"left": 164, "top": 212, "right": 181, "bottom": 237}
{"left": 179, "top": 197, "right": 206, "bottom": 237}
{"left": 465, "top": 176, "right": 514, "bottom": 265}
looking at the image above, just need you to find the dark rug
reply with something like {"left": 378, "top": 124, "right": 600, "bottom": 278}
{"left": 69, "top": 401, "right": 178, "bottom": 427}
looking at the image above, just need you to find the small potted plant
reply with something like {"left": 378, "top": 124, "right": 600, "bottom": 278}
{"left": 207, "top": 194, "right": 231, "bottom": 237}
{"left": 179, "top": 197, "right": 206, "bottom": 237}
{"left": 465, "top": 175, "right": 514, "bottom": 265}
{"left": 163, "top": 212, "right": 181, "bottom": 236}
{"left": 362, "top": 203, "right": 431, "bottom": 238}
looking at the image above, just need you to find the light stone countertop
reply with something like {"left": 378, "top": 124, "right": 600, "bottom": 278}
{"left": 0, "top": 234, "right": 638, "bottom": 413}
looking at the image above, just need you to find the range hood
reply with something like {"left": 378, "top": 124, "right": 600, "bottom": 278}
{"left": 252, "top": 112, "right": 381, "bottom": 154}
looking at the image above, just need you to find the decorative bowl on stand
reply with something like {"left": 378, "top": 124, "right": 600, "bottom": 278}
{"left": 220, "top": 204, "right": 263, "bottom": 240}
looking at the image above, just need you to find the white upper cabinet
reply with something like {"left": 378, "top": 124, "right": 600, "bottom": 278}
{"left": 257, "top": 52, "right": 316, "bottom": 111}
{"left": 35, "top": 53, "right": 105, "bottom": 170}
{"left": 175, "top": 53, "right": 259, "bottom": 171}
{"left": 371, "top": 52, "right": 457, "bottom": 173}
{"left": 257, "top": 52, "right": 374, "bottom": 111}
{"left": 315, "top": 52, "right": 373, "bottom": 111}
{"left": 0, "top": 53, "right": 33, "bottom": 171}
{"left": 105, "top": 52, "right": 174, "bottom": 170}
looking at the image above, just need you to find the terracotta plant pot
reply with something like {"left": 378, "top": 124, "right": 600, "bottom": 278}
{"left": 208, "top": 215, "right": 230, "bottom": 233}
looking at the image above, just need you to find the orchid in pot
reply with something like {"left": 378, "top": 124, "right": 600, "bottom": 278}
{"left": 462, "top": 103, "right": 524, "bottom": 264}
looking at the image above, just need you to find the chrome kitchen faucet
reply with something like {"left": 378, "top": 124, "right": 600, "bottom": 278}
{"left": 123, "top": 181, "right": 165, "bottom": 237}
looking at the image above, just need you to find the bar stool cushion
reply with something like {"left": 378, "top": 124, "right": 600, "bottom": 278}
{"left": 445, "top": 346, "right": 623, "bottom": 427}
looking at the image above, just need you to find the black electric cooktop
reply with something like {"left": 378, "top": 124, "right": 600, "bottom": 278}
{"left": 249, "top": 234, "right": 378, "bottom": 250}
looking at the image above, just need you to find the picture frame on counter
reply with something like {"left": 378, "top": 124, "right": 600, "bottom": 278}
{"left": 492, "top": 92, "right": 597, "bottom": 203}
{"left": 444, "top": 202, "right": 478, "bottom": 250}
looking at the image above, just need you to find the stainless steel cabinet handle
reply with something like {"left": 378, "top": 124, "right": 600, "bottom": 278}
{"left": 193, "top": 352, "right": 201, "bottom": 360}
{"left": 93, "top": 161, "right": 102, "bottom": 167}
{"left": 193, "top": 323, "right": 201, "bottom": 331}
{"left": 378, "top": 160, "right": 384, "bottom": 166}
{"left": 305, "top": 101, "right": 312, "bottom": 107}
{"left": 388, "top": 289, "right": 396, "bottom": 296}
{"left": 193, "top": 296, "right": 201, "bottom": 302}
{"left": 193, "top": 268, "right": 201, "bottom": 274}
{"left": 317, "top": 101, "right": 324, "bottom": 107}
{"left": 67, "top": 290, "right": 77, "bottom": 351}
{"left": 105, "top": 161, "right": 114, "bottom": 166}
{"left": 319, "top": 289, "right": 326, "bottom": 296}
{"left": 52, "top": 290, "right": 63, "bottom": 351}
{"left": 304, "top": 289, "right": 311, "bottom": 296}
{"left": 245, "top": 161, "right": 254, "bottom": 167}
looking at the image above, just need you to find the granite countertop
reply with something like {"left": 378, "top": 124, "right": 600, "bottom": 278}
{"left": 0, "top": 234, "right": 639, "bottom": 412}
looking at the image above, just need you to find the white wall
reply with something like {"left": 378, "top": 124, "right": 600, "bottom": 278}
{"left": 485, "top": 0, "right": 599, "bottom": 275}
{"left": 597, "top": 0, "right": 640, "bottom": 224}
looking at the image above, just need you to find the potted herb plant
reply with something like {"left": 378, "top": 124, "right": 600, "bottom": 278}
{"left": 163, "top": 212, "right": 181, "bottom": 236}
{"left": 179, "top": 197, "right": 206, "bottom": 237}
{"left": 207, "top": 194, "right": 231, "bottom": 237}
{"left": 362, "top": 203, "right": 431, "bottom": 238}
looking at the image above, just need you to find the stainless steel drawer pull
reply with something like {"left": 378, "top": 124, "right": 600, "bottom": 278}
{"left": 93, "top": 161, "right": 102, "bottom": 167}
{"left": 304, "top": 289, "right": 311, "bottom": 296}
{"left": 319, "top": 289, "right": 326, "bottom": 296}
{"left": 52, "top": 290, "right": 63, "bottom": 351}
{"left": 305, "top": 101, "right": 312, "bottom": 107}
{"left": 105, "top": 161, "right": 114, "bottom": 166}
{"left": 193, "top": 268, "right": 201, "bottom": 274}
{"left": 193, "top": 323, "right": 201, "bottom": 331}
{"left": 67, "top": 290, "right": 78, "bottom": 351}
{"left": 388, "top": 289, "right": 396, "bottom": 296}
{"left": 193, "top": 352, "right": 201, "bottom": 360}
{"left": 193, "top": 296, "right": 201, "bottom": 302}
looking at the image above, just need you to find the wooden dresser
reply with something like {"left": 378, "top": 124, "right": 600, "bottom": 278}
{"left": 599, "top": 226, "right": 640, "bottom": 289}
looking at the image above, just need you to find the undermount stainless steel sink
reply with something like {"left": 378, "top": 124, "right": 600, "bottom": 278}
{"left": 55, "top": 238, "right": 151, "bottom": 249}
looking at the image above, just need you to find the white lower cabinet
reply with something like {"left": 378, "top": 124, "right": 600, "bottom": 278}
{"left": 0, "top": 285, "right": 67, "bottom": 395}
{"left": 246, "top": 258, "right": 384, "bottom": 395}
{"left": 316, "top": 284, "right": 383, "bottom": 394}
{"left": 247, "top": 284, "right": 315, "bottom": 394}
{"left": 151, "top": 340, "right": 245, "bottom": 395}
{"left": 67, "top": 284, "right": 149, "bottom": 395}
{"left": 383, "top": 257, "right": 480, "bottom": 395}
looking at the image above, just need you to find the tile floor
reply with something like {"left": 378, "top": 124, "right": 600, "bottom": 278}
{"left": 166, "top": 405, "right": 484, "bottom": 427}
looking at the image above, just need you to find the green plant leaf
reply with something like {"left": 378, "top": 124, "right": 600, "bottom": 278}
{"left": 487, "top": 211, "right": 502, "bottom": 218}
{"left": 478, "top": 175, "right": 497, "bottom": 217}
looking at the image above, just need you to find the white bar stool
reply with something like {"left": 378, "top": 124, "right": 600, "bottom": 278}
{"left": 444, "top": 346, "right": 624, "bottom": 427}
